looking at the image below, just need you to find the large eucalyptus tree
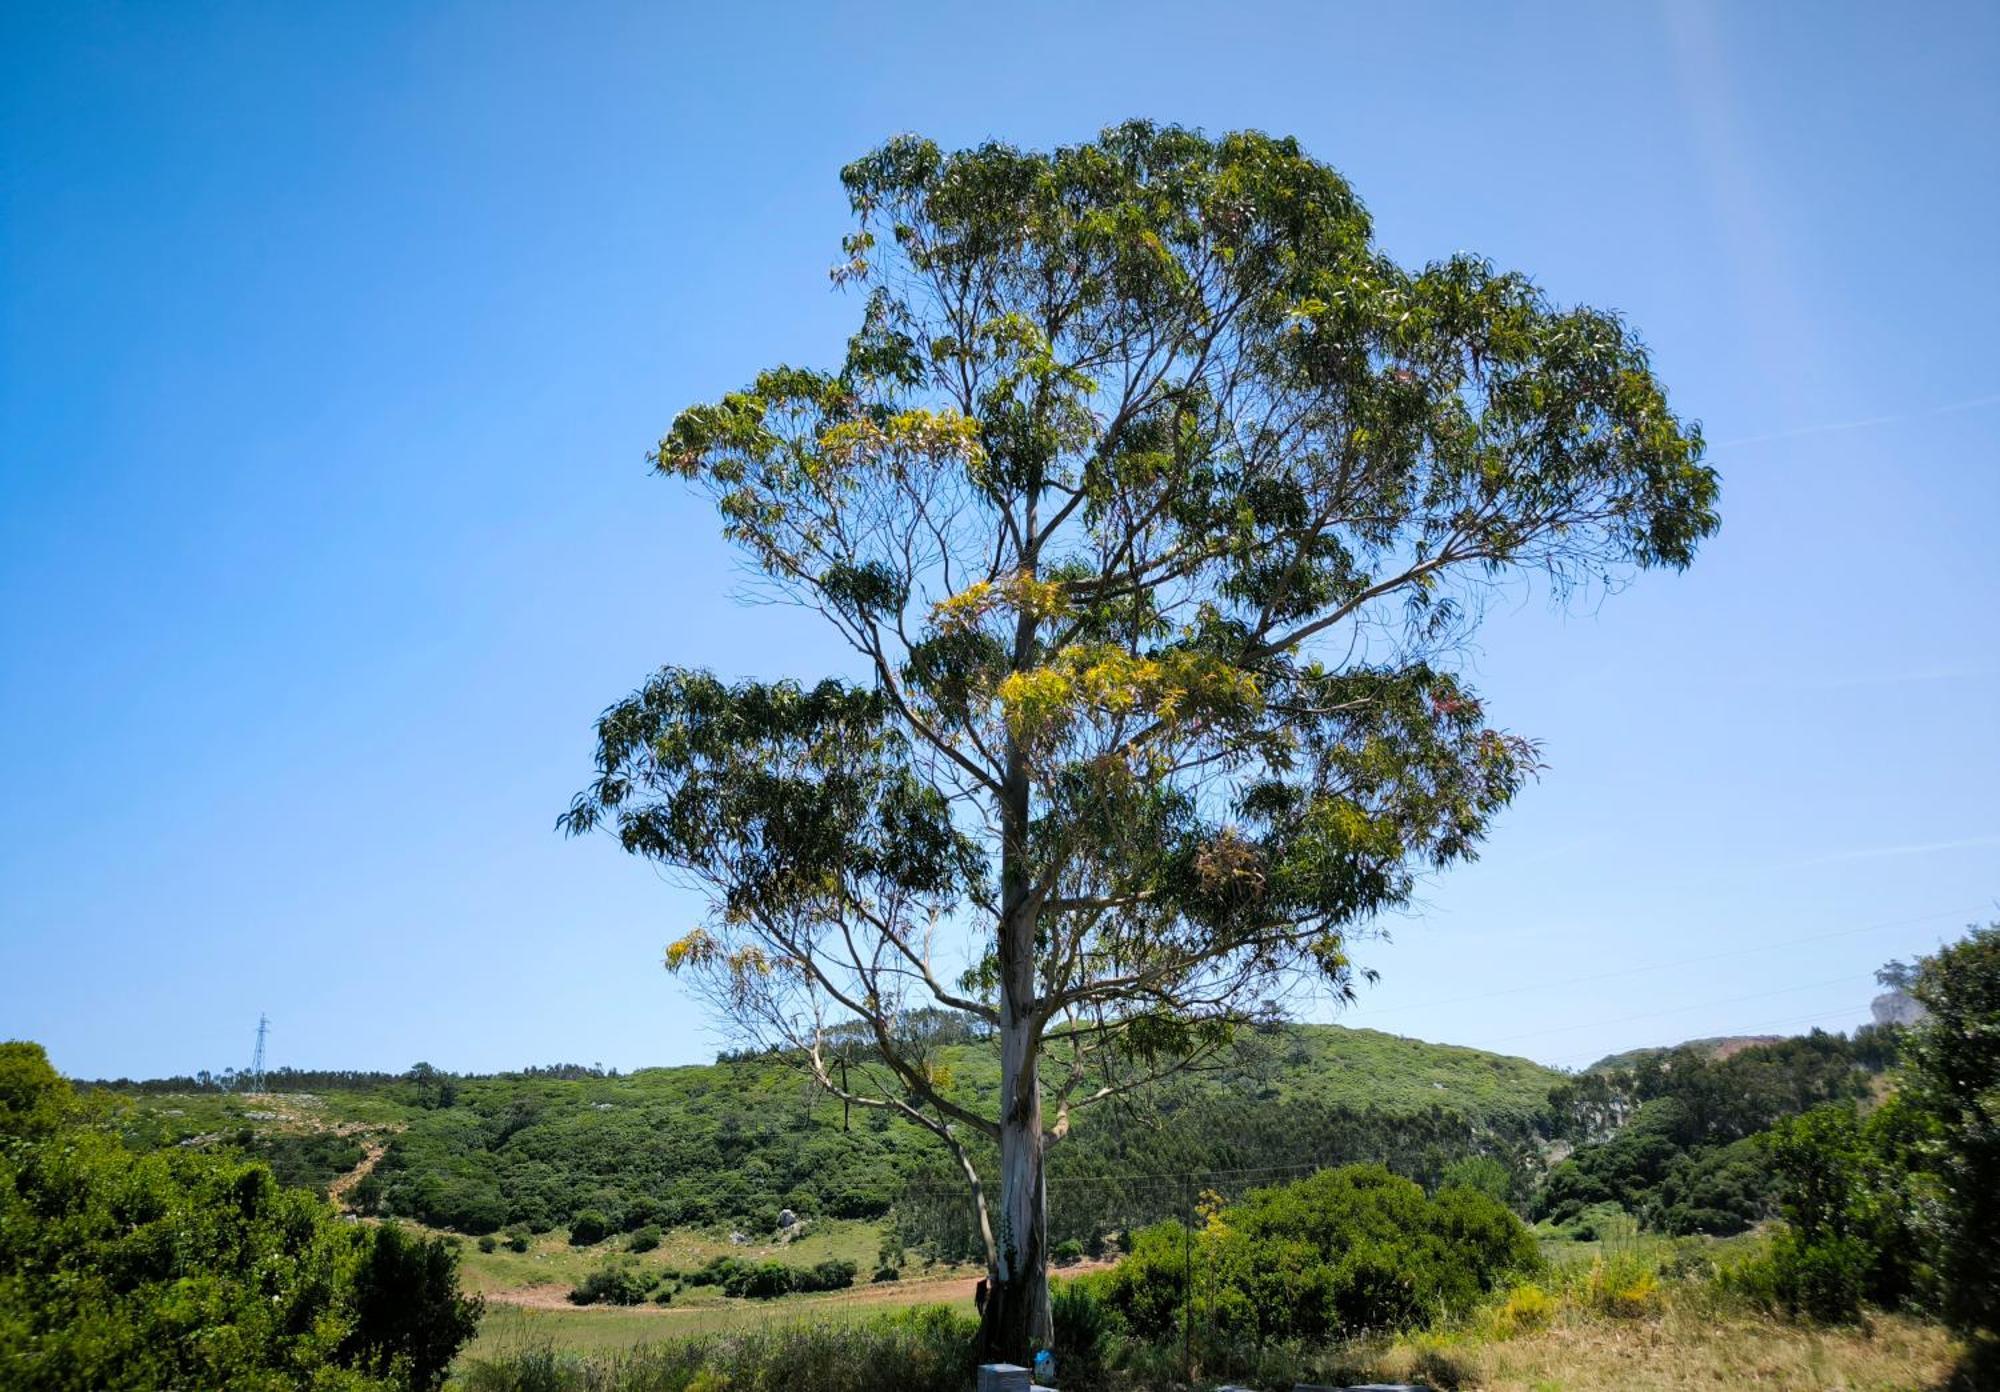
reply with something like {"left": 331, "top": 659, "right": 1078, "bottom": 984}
{"left": 562, "top": 122, "right": 1719, "bottom": 1361}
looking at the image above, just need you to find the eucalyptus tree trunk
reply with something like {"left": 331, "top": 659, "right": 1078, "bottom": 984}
{"left": 981, "top": 729, "right": 1052, "bottom": 1364}
{"left": 982, "top": 989, "right": 1051, "bottom": 1362}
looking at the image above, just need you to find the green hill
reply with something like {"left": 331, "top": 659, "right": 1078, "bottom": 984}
{"left": 94, "top": 1024, "right": 1564, "bottom": 1251}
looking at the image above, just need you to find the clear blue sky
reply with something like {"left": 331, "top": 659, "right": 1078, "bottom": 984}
{"left": 3, "top": 2, "right": 1996, "bottom": 1082}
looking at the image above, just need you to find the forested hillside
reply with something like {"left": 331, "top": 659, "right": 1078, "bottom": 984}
{"left": 97, "top": 1024, "right": 1561, "bottom": 1246}
{"left": 91, "top": 1019, "right": 1913, "bottom": 1265}
{"left": 1538, "top": 1025, "right": 1904, "bottom": 1237}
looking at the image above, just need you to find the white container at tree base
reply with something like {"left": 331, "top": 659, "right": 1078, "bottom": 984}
{"left": 975, "top": 1364, "right": 1030, "bottom": 1392}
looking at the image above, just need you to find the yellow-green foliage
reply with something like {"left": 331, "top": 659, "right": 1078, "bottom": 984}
{"left": 1587, "top": 1259, "right": 1660, "bottom": 1319}
{"left": 1489, "top": 1282, "right": 1555, "bottom": 1337}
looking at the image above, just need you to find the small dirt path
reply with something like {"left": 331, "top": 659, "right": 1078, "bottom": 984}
{"left": 326, "top": 1136, "right": 393, "bottom": 1212}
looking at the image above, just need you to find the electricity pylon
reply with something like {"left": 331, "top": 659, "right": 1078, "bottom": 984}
{"left": 247, "top": 1013, "right": 269, "bottom": 1093}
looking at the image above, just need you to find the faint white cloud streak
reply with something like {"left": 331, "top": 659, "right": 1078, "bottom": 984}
{"left": 1710, "top": 391, "right": 2000, "bottom": 452}
{"left": 1776, "top": 835, "right": 2000, "bottom": 871}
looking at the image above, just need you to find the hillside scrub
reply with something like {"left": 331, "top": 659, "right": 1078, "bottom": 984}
{"left": 101, "top": 1023, "right": 1554, "bottom": 1245}
{"left": 1538, "top": 1027, "right": 1899, "bottom": 1236}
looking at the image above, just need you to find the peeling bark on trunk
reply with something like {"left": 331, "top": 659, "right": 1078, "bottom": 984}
{"left": 980, "top": 995, "right": 1051, "bottom": 1362}
{"left": 981, "top": 679, "right": 1051, "bottom": 1365}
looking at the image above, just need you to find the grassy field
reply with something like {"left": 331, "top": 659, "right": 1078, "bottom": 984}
{"left": 462, "top": 1283, "right": 976, "bottom": 1362}
{"left": 456, "top": 1281, "right": 1964, "bottom": 1391}
{"left": 453, "top": 1216, "right": 911, "bottom": 1298}
{"left": 451, "top": 1212, "right": 985, "bottom": 1366}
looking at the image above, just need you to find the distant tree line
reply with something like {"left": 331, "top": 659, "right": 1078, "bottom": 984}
{"left": 76, "top": 1060, "right": 615, "bottom": 1096}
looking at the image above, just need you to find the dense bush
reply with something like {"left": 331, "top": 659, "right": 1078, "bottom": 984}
{"left": 365, "top": 1059, "right": 912, "bottom": 1237}
{"left": 568, "top": 1263, "right": 652, "bottom": 1307}
{"left": 803, "top": 1258, "right": 860, "bottom": 1292}
{"left": 1715, "top": 1095, "right": 1939, "bottom": 1324}
{"left": 0, "top": 1042, "right": 482, "bottom": 1391}
{"left": 1647, "top": 1136, "right": 1772, "bottom": 1236}
{"left": 683, "top": 1254, "right": 856, "bottom": 1300}
{"left": 1051, "top": 1280, "right": 1113, "bottom": 1391}
{"left": 899, "top": 1091, "right": 1548, "bottom": 1266}
{"left": 1102, "top": 1164, "right": 1539, "bottom": 1356}
{"left": 626, "top": 1224, "right": 662, "bottom": 1253}
{"left": 1712, "top": 929, "right": 1998, "bottom": 1343}
{"left": 568, "top": 1209, "right": 612, "bottom": 1245}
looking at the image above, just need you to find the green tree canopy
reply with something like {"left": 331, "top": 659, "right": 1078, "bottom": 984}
{"left": 1904, "top": 923, "right": 2000, "bottom": 1344}
{"left": 564, "top": 120, "right": 1717, "bottom": 1359}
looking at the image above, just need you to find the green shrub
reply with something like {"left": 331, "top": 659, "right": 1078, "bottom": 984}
{"left": 684, "top": 1253, "right": 853, "bottom": 1298}
{"left": 478, "top": 1233, "right": 498, "bottom": 1253}
{"left": 1439, "top": 1154, "right": 1515, "bottom": 1207}
{"left": 567, "top": 1209, "right": 611, "bottom": 1245}
{"left": 802, "top": 1258, "right": 859, "bottom": 1292}
{"left": 1052, "top": 1237, "right": 1085, "bottom": 1266}
{"left": 729, "top": 1260, "right": 795, "bottom": 1299}
{"left": 1051, "top": 1279, "right": 1112, "bottom": 1391}
{"left": 567, "top": 1263, "right": 650, "bottom": 1307}
{"left": 627, "top": 1223, "right": 661, "bottom": 1253}
{"left": 505, "top": 1229, "right": 532, "bottom": 1253}
{"left": 872, "top": 1265, "right": 901, "bottom": 1282}
{"left": 1103, "top": 1164, "right": 1539, "bottom": 1357}
{"left": 1768, "top": 1230, "right": 1869, "bottom": 1323}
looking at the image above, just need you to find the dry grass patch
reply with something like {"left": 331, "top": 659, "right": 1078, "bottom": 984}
{"left": 1375, "top": 1304, "right": 1958, "bottom": 1392}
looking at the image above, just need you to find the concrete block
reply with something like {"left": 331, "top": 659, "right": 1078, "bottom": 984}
{"left": 976, "top": 1364, "right": 1031, "bottom": 1392}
